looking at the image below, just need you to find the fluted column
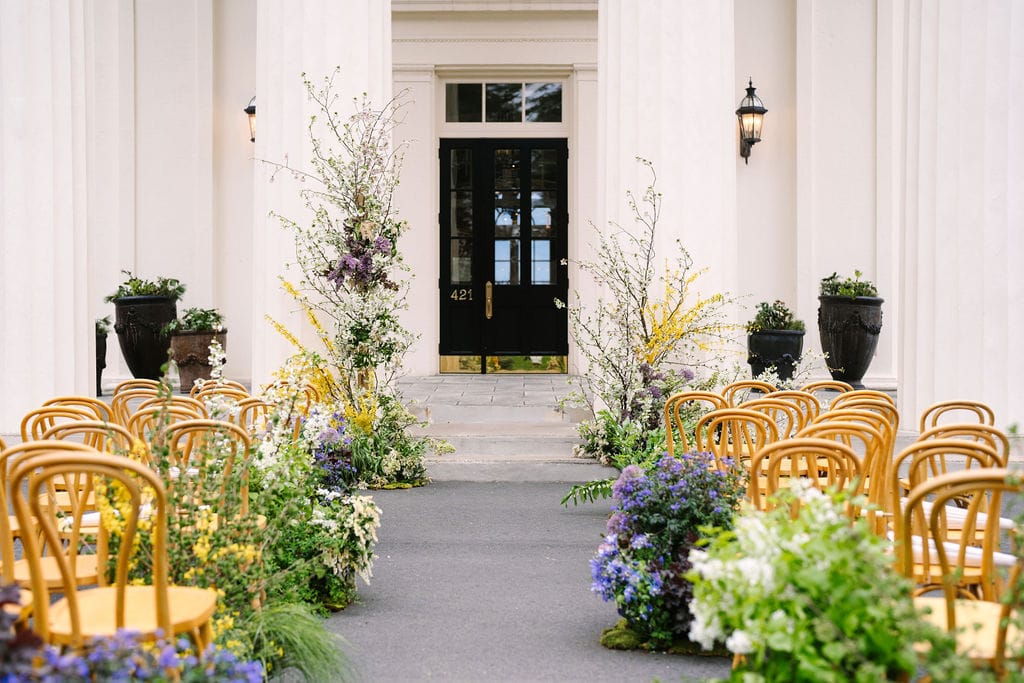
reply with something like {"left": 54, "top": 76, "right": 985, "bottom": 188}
{"left": 251, "top": 0, "right": 392, "bottom": 390}
{"left": 895, "top": 0, "right": 1024, "bottom": 425}
{"left": 595, "top": 0, "right": 738, "bottom": 358}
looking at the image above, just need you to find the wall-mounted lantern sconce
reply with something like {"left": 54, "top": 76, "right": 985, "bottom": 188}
{"left": 244, "top": 96, "right": 256, "bottom": 142}
{"left": 735, "top": 78, "right": 766, "bottom": 164}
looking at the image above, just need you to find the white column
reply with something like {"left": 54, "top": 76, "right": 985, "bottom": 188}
{"left": 0, "top": 3, "right": 93, "bottom": 432}
{"left": 251, "top": 0, "right": 392, "bottom": 390}
{"left": 596, "top": 0, "right": 738, "bottom": 348}
{"left": 896, "top": 0, "right": 1024, "bottom": 425}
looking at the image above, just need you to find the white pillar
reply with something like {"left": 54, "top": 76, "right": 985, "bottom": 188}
{"left": 895, "top": 0, "right": 1024, "bottom": 426}
{"left": 251, "top": 0, "right": 392, "bottom": 391}
{"left": 596, "top": 0, "right": 738, "bottom": 352}
{"left": 0, "top": 3, "right": 93, "bottom": 432}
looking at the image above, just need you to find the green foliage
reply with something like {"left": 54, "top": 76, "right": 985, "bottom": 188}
{"left": 242, "top": 601, "right": 352, "bottom": 683}
{"left": 105, "top": 270, "right": 186, "bottom": 302}
{"left": 561, "top": 477, "right": 615, "bottom": 507}
{"left": 747, "top": 300, "right": 804, "bottom": 333}
{"left": 166, "top": 307, "right": 225, "bottom": 333}
{"left": 688, "top": 483, "right": 979, "bottom": 682}
{"left": 819, "top": 270, "right": 878, "bottom": 298}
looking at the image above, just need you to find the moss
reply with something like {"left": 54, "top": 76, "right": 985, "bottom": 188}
{"left": 600, "top": 619, "right": 731, "bottom": 657}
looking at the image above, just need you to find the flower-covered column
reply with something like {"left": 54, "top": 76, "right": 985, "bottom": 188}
{"left": 251, "top": 0, "right": 392, "bottom": 390}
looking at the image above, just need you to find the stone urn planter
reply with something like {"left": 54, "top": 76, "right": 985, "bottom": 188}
{"left": 746, "top": 300, "right": 805, "bottom": 382}
{"left": 816, "top": 271, "right": 883, "bottom": 390}
{"left": 112, "top": 295, "right": 178, "bottom": 380}
{"left": 169, "top": 330, "right": 227, "bottom": 393}
{"left": 817, "top": 295, "right": 883, "bottom": 389}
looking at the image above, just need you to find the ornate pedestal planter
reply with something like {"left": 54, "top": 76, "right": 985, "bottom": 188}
{"left": 747, "top": 329, "right": 805, "bottom": 382}
{"left": 817, "top": 295, "right": 883, "bottom": 389}
{"left": 169, "top": 331, "right": 227, "bottom": 393}
{"left": 112, "top": 295, "right": 178, "bottom": 380}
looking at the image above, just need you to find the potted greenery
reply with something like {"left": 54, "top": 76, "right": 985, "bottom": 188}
{"left": 105, "top": 271, "right": 186, "bottom": 380}
{"left": 746, "top": 300, "right": 805, "bottom": 382}
{"left": 817, "top": 271, "right": 883, "bottom": 389}
{"left": 167, "top": 307, "right": 226, "bottom": 392}
{"left": 95, "top": 316, "right": 112, "bottom": 396}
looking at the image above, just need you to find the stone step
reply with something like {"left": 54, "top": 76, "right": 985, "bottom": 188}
{"left": 414, "top": 421, "right": 582, "bottom": 461}
{"left": 407, "top": 402, "right": 590, "bottom": 425}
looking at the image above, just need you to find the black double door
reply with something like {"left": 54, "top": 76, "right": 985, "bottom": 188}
{"left": 439, "top": 139, "right": 568, "bottom": 369}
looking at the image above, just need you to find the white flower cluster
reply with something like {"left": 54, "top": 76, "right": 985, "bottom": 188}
{"left": 314, "top": 494, "right": 381, "bottom": 584}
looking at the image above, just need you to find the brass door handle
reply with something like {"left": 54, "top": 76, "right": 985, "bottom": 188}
{"left": 485, "top": 281, "right": 493, "bottom": 319}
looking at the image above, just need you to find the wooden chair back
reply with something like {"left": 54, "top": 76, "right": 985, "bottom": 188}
{"left": 800, "top": 380, "right": 854, "bottom": 395}
{"left": 20, "top": 405, "right": 95, "bottom": 441}
{"left": 189, "top": 379, "right": 248, "bottom": 398}
{"left": 40, "top": 420, "right": 137, "bottom": 456}
{"left": 10, "top": 448, "right": 173, "bottom": 647}
{"left": 919, "top": 400, "right": 996, "bottom": 432}
{"left": 695, "top": 408, "right": 779, "bottom": 469}
{"left": 41, "top": 396, "right": 114, "bottom": 423}
{"left": 235, "top": 397, "right": 274, "bottom": 434}
{"left": 752, "top": 438, "right": 863, "bottom": 515}
{"left": 738, "top": 398, "right": 803, "bottom": 439}
{"left": 112, "top": 378, "right": 167, "bottom": 395}
{"left": 137, "top": 395, "right": 209, "bottom": 419}
{"left": 663, "top": 390, "right": 728, "bottom": 455}
{"left": 110, "top": 386, "right": 162, "bottom": 425}
{"left": 722, "top": 380, "right": 777, "bottom": 407}
{"left": 126, "top": 404, "right": 205, "bottom": 442}
{"left": 160, "top": 419, "right": 252, "bottom": 516}
{"left": 917, "top": 423, "right": 1010, "bottom": 466}
{"left": 766, "top": 390, "right": 821, "bottom": 425}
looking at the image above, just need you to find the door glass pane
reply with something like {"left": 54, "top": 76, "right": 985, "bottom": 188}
{"left": 486, "top": 83, "right": 522, "bottom": 122}
{"left": 494, "top": 239, "right": 520, "bottom": 285}
{"left": 531, "top": 240, "right": 553, "bottom": 285}
{"left": 525, "top": 83, "right": 562, "bottom": 122}
{"left": 450, "top": 238, "right": 472, "bottom": 284}
{"left": 530, "top": 191, "right": 557, "bottom": 237}
{"left": 450, "top": 148, "right": 473, "bottom": 188}
{"left": 531, "top": 149, "right": 558, "bottom": 189}
{"left": 445, "top": 84, "right": 482, "bottom": 122}
{"left": 494, "top": 191, "right": 520, "bottom": 237}
{"left": 451, "top": 191, "right": 473, "bottom": 237}
{"left": 494, "top": 148, "right": 520, "bottom": 189}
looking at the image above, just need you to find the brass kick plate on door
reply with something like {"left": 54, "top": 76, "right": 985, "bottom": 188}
{"left": 485, "top": 281, "right": 493, "bottom": 319}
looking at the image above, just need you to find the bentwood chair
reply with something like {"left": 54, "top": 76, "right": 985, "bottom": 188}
{"left": 235, "top": 397, "right": 274, "bottom": 434}
{"left": 721, "top": 380, "right": 777, "bottom": 407}
{"left": 110, "top": 386, "right": 162, "bottom": 426}
{"left": 695, "top": 408, "right": 778, "bottom": 470}
{"left": 19, "top": 405, "right": 96, "bottom": 441}
{"left": 40, "top": 420, "right": 136, "bottom": 455}
{"left": 832, "top": 389, "right": 897, "bottom": 409}
{"left": 917, "top": 423, "right": 1011, "bottom": 466}
{"left": 160, "top": 419, "right": 253, "bottom": 517}
{"left": 900, "top": 469, "right": 1024, "bottom": 675}
{"left": 41, "top": 396, "right": 114, "bottom": 423}
{"left": 126, "top": 404, "right": 205, "bottom": 444}
{"left": 10, "top": 449, "right": 218, "bottom": 651}
{"left": 748, "top": 438, "right": 863, "bottom": 514}
{"left": 919, "top": 400, "right": 996, "bottom": 432}
{"left": 663, "top": 391, "right": 727, "bottom": 456}
{"left": 190, "top": 379, "right": 249, "bottom": 399}
{"left": 800, "top": 380, "right": 854, "bottom": 396}
{"left": 738, "top": 398, "right": 803, "bottom": 440}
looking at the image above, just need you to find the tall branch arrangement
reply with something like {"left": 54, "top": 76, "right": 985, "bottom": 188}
{"left": 268, "top": 69, "right": 414, "bottom": 405}
{"left": 557, "top": 158, "right": 736, "bottom": 425}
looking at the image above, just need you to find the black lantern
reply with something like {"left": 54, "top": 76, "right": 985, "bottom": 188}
{"left": 735, "top": 79, "right": 766, "bottom": 164}
{"left": 244, "top": 96, "right": 256, "bottom": 143}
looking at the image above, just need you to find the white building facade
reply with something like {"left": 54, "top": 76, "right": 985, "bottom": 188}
{"left": 1, "top": 0, "right": 1021, "bottom": 432}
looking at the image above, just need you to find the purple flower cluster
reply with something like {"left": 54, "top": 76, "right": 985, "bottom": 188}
{"left": 590, "top": 453, "right": 746, "bottom": 646}
{"left": 312, "top": 416, "right": 358, "bottom": 493}
{"left": 325, "top": 232, "right": 396, "bottom": 292}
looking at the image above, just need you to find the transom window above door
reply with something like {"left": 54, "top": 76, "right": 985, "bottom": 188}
{"left": 445, "top": 82, "right": 563, "bottom": 123}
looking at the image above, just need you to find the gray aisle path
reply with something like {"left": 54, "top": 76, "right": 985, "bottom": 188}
{"left": 328, "top": 472, "right": 731, "bottom": 683}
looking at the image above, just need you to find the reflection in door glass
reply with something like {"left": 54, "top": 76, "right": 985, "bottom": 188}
{"left": 494, "top": 149, "right": 520, "bottom": 189}
{"left": 494, "top": 239, "right": 520, "bottom": 285}
{"left": 494, "top": 191, "right": 520, "bottom": 237}
{"left": 525, "top": 83, "right": 562, "bottom": 122}
{"left": 450, "top": 239, "right": 472, "bottom": 285}
{"left": 445, "top": 84, "right": 482, "bottom": 122}
{"left": 451, "top": 191, "right": 473, "bottom": 237}
{"left": 531, "top": 241, "right": 553, "bottom": 285}
{"left": 530, "top": 191, "right": 557, "bottom": 237}
{"left": 531, "top": 149, "right": 558, "bottom": 189}
{"left": 486, "top": 83, "right": 522, "bottom": 122}
{"left": 450, "top": 148, "right": 473, "bottom": 187}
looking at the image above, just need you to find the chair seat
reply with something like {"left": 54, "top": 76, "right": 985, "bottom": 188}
{"left": 915, "top": 596, "right": 1023, "bottom": 660}
{"left": 1, "top": 586, "right": 33, "bottom": 621}
{"left": 14, "top": 554, "right": 99, "bottom": 589}
{"left": 45, "top": 585, "right": 218, "bottom": 646}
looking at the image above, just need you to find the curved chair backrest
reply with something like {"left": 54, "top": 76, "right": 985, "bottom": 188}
{"left": 828, "top": 396, "right": 900, "bottom": 432}
{"left": 126, "top": 404, "right": 205, "bottom": 442}
{"left": 235, "top": 397, "right": 274, "bottom": 433}
{"left": 751, "top": 438, "right": 863, "bottom": 514}
{"left": 800, "top": 380, "right": 854, "bottom": 395}
{"left": 20, "top": 405, "right": 96, "bottom": 441}
{"left": 663, "top": 391, "right": 728, "bottom": 455}
{"left": 189, "top": 379, "right": 248, "bottom": 398}
{"left": 137, "top": 395, "right": 209, "bottom": 420}
{"left": 695, "top": 408, "right": 779, "bottom": 469}
{"left": 919, "top": 400, "right": 996, "bottom": 432}
{"left": 110, "top": 387, "right": 162, "bottom": 426}
{"left": 161, "top": 419, "right": 252, "bottom": 516}
{"left": 41, "top": 396, "right": 114, "bottom": 423}
{"left": 194, "top": 386, "right": 250, "bottom": 404}
{"left": 738, "top": 398, "right": 803, "bottom": 440}
{"left": 722, "top": 380, "right": 777, "bottom": 407}
{"left": 9, "top": 447, "right": 172, "bottom": 647}
{"left": 40, "top": 420, "right": 137, "bottom": 456}
{"left": 113, "top": 378, "right": 166, "bottom": 395}
{"left": 899, "top": 468, "right": 1019, "bottom": 611}
{"left": 766, "top": 390, "right": 821, "bottom": 425}
{"left": 832, "top": 389, "right": 896, "bottom": 409}
{"left": 917, "top": 423, "right": 1010, "bottom": 466}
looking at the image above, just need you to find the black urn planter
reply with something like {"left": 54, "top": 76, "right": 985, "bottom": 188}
{"left": 817, "top": 295, "right": 883, "bottom": 390}
{"left": 112, "top": 295, "right": 178, "bottom": 380}
{"left": 747, "top": 330, "right": 805, "bottom": 382}
{"left": 95, "top": 332, "right": 107, "bottom": 396}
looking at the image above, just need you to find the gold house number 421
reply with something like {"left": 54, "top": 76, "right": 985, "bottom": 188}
{"left": 450, "top": 288, "right": 473, "bottom": 301}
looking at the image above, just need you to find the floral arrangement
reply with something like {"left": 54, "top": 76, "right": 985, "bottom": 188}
{"left": 687, "top": 482, "right": 974, "bottom": 682}
{"left": 104, "top": 270, "right": 186, "bottom": 302}
{"left": 590, "top": 453, "right": 745, "bottom": 649}
{"left": 746, "top": 300, "right": 804, "bottom": 333}
{"left": 819, "top": 270, "right": 878, "bottom": 298}
{"left": 166, "top": 307, "right": 225, "bottom": 334}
